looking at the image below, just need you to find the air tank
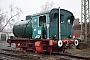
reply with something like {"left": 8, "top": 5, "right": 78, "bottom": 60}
{"left": 13, "top": 20, "right": 32, "bottom": 38}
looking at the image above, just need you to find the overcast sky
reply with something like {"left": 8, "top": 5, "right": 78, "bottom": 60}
{"left": 0, "top": 0, "right": 81, "bottom": 20}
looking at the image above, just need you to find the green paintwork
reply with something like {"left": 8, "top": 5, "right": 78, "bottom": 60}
{"left": 32, "top": 26, "right": 42, "bottom": 38}
{"left": 49, "top": 9, "right": 74, "bottom": 39}
{"left": 13, "top": 8, "right": 74, "bottom": 40}
{"left": 32, "top": 14, "right": 47, "bottom": 38}
{"left": 26, "top": 15, "right": 32, "bottom": 20}
{"left": 32, "top": 16, "right": 39, "bottom": 28}
{"left": 13, "top": 20, "right": 32, "bottom": 38}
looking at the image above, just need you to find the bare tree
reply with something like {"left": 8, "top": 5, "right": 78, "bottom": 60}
{"left": 7, "top": 4, "right": 22, "bottom": 32}
{"left": 0, "top": 8, "right": 7, "bottom": 32}
{"left": 41, "top": 2, "right": 54, "bottom": 12}
{"left": 0, "top": 4, "right": 22, "bottom": 32}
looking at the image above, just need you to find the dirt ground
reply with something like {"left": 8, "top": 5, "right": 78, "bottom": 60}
{"left": 66, "top": 41, "right": 90, "bottom": 57}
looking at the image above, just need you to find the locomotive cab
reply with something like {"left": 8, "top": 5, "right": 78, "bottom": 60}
{"left": 49, "top": 8, "right": 74, "bottom": 40}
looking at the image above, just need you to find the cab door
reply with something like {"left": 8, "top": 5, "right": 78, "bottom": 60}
{"left": 49, "top": 13, "right": 59, "bottom": 39}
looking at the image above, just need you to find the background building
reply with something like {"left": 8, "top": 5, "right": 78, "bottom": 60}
{"left": 0, "top": 32, "right": 14, "bottom": 41}
{"left": 73, "top": 18, "right": 81, "bottom": 38}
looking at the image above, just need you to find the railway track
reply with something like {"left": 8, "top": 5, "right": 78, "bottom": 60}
{"left": 0, "top": 52, "right": 39, "bottom": 59}
{"left": 51, "top": 52, "right": 90, "bottom": 60}
{"left": 0, "top": 49, "right": 40, "bottom": 60}
{"left": 1, "top": 49, "right": 90, "bottom": 60}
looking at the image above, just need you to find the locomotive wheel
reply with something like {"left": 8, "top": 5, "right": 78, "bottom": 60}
{"left": 74, "top": 39, "right": 79, "bottom": 46}
{"left": 58, "top": 40, "right": 63, "bottom": 47}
